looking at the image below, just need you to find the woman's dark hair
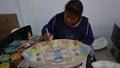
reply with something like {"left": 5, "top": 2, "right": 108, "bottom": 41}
{"left": 65, "top": 0, "right": 83, "bottom": 15}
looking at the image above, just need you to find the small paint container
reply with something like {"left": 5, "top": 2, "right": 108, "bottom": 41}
{"left": 0, "top": 54, "right": 10, "bottom": 68}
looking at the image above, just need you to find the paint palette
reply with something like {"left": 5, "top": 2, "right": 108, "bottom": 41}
{"left": 22, "top": 39, "right": 90, "bottom": 68}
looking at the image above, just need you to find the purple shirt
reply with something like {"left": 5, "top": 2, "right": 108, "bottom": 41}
{"left": 42, "top": 13, "right": 94, "bottom": 45}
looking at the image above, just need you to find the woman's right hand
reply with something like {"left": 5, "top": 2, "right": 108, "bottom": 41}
{"left": 43, "top": 32, "right": 53, "bottom": 41}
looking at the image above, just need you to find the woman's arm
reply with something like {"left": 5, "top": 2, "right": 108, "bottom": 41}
{"left": 82, "top": 23, "right": 94, "bottom": 45}
{"left": 41, "top": 16, "right": 55, "bottom": 40}
{"left": 42, "top": 16, "right": 55, "bottom": 36}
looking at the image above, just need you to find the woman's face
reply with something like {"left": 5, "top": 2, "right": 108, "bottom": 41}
{"left": 64, "top": 11, "right": 80, "bottom": 26}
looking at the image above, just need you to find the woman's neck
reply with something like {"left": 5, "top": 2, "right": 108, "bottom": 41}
{"left": 72, "top": 16, "right": 82, "bottom": 27}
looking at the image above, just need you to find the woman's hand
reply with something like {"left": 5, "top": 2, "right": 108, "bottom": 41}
{"left": 43, "top": 32, "right": 53, "bottom": 41}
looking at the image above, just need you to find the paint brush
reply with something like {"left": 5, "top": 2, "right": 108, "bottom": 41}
{"left": 46, "top": 28, "right": 53, "bottom": 48}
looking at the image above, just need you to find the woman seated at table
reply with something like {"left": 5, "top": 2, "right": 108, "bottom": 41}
{"left": 41, "top": 0, "right": 94, "bottom": 68}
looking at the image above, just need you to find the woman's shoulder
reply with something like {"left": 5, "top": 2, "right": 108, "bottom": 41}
{"left": 82, "top": 16, "right": 88, "bottom": 20}
{"left": 56, "top": 12, "right": 64, "bottom": 16}
{"left": 80, "top": 16, "right": 90, "bottom": 27}
{"left": 55, "top": 12, "right": 64, "bottom": 19}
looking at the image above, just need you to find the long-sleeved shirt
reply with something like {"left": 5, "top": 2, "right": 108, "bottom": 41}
{"left": 42, "top": 12, "right": 94, "bottom": 45}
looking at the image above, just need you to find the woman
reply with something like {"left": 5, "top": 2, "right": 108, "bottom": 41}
{"left": 42, "top": 0, "right": 94, "bottom": 68}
